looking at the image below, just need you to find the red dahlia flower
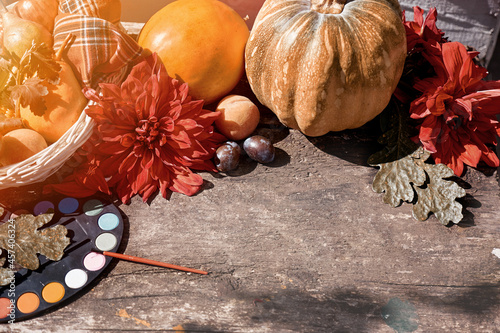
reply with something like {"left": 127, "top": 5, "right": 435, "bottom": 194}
{"left": 403, "top": 6, "right": 446, "bottom": 55}
{"left": 395, "top": 7, "right": 448, "bottom": 103}
{"left": 410, "top": 42, "right": 500, "bottom": 176}
{"left": 46, "top": 53, "right": 225, "bottom": 203}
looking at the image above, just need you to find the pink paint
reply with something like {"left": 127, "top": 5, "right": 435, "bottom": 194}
{"left": 83, "top": 252, "right": 106, "bottom": 271}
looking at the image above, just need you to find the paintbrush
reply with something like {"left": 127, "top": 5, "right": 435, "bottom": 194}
{"left": 100, "top": 251, "right": 209, "bottom": 275}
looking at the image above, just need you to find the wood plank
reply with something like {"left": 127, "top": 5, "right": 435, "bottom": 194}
{"left": 5, "top": 113, "right": 500, "bottom": 331}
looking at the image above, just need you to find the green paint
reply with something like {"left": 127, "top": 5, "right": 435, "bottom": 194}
{"left": 381, "top": 298, "right": 419, "bottom": 333}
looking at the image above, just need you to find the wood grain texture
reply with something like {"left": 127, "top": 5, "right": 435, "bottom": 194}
{"left": 3, "top": 96, "right": 500, "bottom": 331}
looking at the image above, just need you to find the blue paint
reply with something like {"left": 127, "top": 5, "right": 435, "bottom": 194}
{"left": 58, "top": 197, "right": 79, "bottom": 214}
{"left": 381, "top": 298, "right": 419, "bottom": 332}
{"left": 98, "top": 213, "right": 120, "bottom": 231}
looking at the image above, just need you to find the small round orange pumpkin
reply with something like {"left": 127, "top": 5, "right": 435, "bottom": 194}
{"left": 137, "top": 0, "right": 250, "bottom": 105}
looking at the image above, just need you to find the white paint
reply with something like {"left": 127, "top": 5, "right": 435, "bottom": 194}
{"left": 492, "top": 248, "right": 500, "bottom": 259}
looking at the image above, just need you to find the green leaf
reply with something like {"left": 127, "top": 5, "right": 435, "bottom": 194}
{"left": 368, "top": 101, "right": 419, "bottom": 165}
{"left": 412, "top": 151, "right": 467, "bottom": 225}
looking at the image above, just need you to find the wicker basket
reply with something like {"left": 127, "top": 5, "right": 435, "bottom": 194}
{"left": 0, "top": 4, "right": 96, "bottom": 190}
{"left": 0, "top": 5, "right": 143, "bottom": 191}
{"left": 0, "top": 103, "right": 95, "bottom": 190}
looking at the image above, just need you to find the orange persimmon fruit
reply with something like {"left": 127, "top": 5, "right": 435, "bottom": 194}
{"left": 137, "top": 0, "right": 250, "bottom": 105}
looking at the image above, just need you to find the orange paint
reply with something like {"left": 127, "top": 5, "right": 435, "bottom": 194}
{"left": 42, "top": 282, "right": 65, "bottom": 303}
{"left": 17, "top": 292, "right": 40, "bottom": 314}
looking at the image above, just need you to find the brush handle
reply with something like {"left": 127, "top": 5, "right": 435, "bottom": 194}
{"left": 102, "top": 251, "right": 208, "bottom": 275}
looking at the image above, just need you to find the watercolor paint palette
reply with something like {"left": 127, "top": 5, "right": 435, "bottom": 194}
{"left": 0, "top": 195, "right": 124, "bottom": 322}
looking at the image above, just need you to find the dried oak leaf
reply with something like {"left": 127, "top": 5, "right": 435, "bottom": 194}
{"left": 369, "top": 103, "right": 424, "bottom": 207}
{"left": 370, "top": 147, "right": 427, "bottom": 207}
{"left": 412, "top": 149, "right": 466, "bottom": 225}
{"left": 0, "top": 213, "right": 70, "bottom": 273}
{"left": 369, "top": 102, "right": 466, "bottom": 225}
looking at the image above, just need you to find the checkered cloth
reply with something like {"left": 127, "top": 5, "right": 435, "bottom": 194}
{"left": 59, "top": 0, "right": 122, "bottom": 26}
{"left": 53, "top": 1, "right": 144, "bottom": 88}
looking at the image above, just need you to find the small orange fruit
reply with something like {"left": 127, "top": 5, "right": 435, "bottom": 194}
{"left": 137, "top": 0, "right": 250, "bottom": 105}
{"left": 215, "top": 95, "right": 260, "bottom": 140}
{"left": 0, "top": 128, "right": 47, "bottom": 166}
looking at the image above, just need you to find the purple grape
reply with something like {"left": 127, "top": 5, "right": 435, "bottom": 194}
{"left": 215, "top": 141, "right": 241, "bottom": 172}
{"left": 243, "top": 135, "right": 275, "bottom": 164}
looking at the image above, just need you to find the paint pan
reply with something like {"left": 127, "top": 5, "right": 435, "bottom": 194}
{"left": 0, "top": 195, "right": 124, "bottom": 322}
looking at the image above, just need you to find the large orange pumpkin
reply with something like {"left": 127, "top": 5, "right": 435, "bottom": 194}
{"left": 137, "top": 0, "right": 250, "bottom": 105}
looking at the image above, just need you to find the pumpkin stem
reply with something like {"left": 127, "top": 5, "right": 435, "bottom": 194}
{"left": 311, "top": 0, "right": 347, "bottom": 14}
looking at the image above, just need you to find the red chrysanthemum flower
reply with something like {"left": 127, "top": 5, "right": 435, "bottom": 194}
{"left": 46, "top": 53, "right": 225, "bottom": 203}
{"left": 410, "top": 42, "right": 500, "bottom": 176}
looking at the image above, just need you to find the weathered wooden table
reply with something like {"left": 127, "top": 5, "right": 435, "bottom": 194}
{"left": 1, "top": 71, "right": 500, "bottom": 332}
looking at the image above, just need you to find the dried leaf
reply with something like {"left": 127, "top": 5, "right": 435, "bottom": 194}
{"left": 412, "top": 150, "right": 467, "bottom": 224}
{"left": 9, "top": 77, "right": 49, "bottom": 116}
{"left": 0, "top": 66, "right": 14, "bottom": 113}
{"left": 371, "top": 148, "right": 427, "bottom": 207}
{"left": 0, "top": 58, "right": 12, "bottom": 72}
{"left": 369, "top": 102, "right": 424, "bottom": 207}
{"left": 369, "top": 103, "right": 466, "bottom": 225}
{"left": 0, "top": 42, "right": 61, "bottom": 117}
{"left": 0, "top": 213, "right": 70, "bottom": 285}
{"left": 20, "top": 43, "right": 61, "bottom": 85}
{"left": 0, "top": 270, "right": 14, "bottom": 286}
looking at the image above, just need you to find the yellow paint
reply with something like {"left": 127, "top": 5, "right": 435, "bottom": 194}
{"left": 173, "top": 324, "right": 185, "bottom": 332}
{"left": 116, "top": 309, "right": 152, "bottom": 328}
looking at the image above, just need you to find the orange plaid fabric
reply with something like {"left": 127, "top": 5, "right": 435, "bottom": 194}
{"left": 53, "top": 2, "right": 143, "bottom": 88}
{"left": 53, "top": 14, "right": 143, "bottom": 88}
{"left": 58, "top": 0, "right": 121, "bottom": 25}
